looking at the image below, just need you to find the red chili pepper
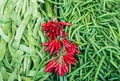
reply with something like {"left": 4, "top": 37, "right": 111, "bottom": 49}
{"left": 49, "top": 40, "right": 56, "bottom": 46}
{"left": 50, "top": 33, "right": 53, "bottom": 41}
{"left": 63, "top": 64, "right": 68, "bottom": 73}
{"left": 45, "top": 60, "right": 56, "bottom": 72}
{"left": 58, "top": 64, "right": 63, "bottom": 76}
{"left": 53, "top": 33, "right": 57, "bottom": 39}
{"left": 50, "top": 44, "right": 55, "bottom": 55}
{"left": 58, "top": 21, "right": 72, "bottom": 26}
{"left": 62, "top": 39, "right": 71, "bottom": 48}
{"left": 42, "top": 42, "right": 49, "bottom": 46}
{"left": 44, "top": 46, "right": 51, "bottom": 52}
{"left": 42, "top": 20, "right": 80, "bottom": 76}
{"left": 56, "top": 27, "right": 58, "bottom": 35}
{"left": 64, "top": 54, "right": 77, "bottom": 65}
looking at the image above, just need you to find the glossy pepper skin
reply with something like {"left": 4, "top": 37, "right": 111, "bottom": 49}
{"left": 64, "top": 54, "right": 77, "bottom": 65}
{"left": 45, "top": 56, "right": 71, "bottom": 76}
{"left": 62, "top": 39, "right": 80, "bottom": 56}
{"left": 45, "top": 52, "right": 77, "bottom": 76}
{"left": 42, "top": 20, "right": 71, "bottom": 41}
{"left": 42, "top": 20, "right": 80, "bottom": 76}
{"left": 42, "top": 39, "right": 61, "bottom": 55}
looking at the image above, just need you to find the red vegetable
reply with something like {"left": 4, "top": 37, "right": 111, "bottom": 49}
{"left": 42, "top": 20, "right": 80, "bottom": 76}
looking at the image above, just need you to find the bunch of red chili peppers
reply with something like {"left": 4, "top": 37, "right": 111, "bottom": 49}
{"left": 42, "top": 20, "right": 80, "bottom": 76}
